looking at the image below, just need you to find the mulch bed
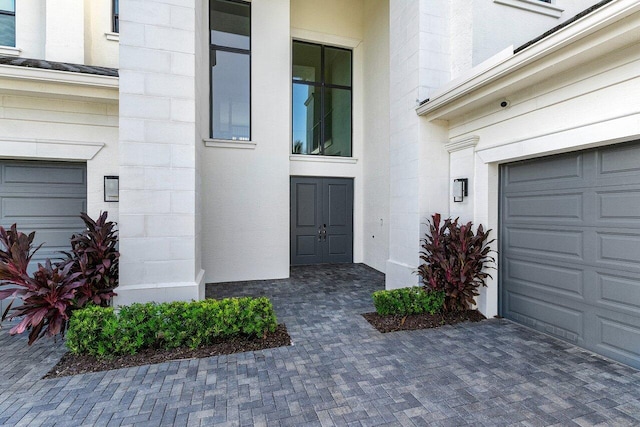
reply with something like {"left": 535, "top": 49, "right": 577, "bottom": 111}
{"left": 44, "top": 324, "right": 291, "bottom": 379}
{"left": 363, "top": 310, "right": 486, "bottom": 333}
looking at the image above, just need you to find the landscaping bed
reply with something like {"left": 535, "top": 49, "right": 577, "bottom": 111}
{"left": 363, "top": 310, "right": 485, "bottom": 333}
{"left": 45, "top": 324, "right": 291, "bottom": 378}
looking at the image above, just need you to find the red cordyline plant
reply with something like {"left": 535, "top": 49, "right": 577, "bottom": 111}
{"left": 417, "top": 213, "right": 495, "bottom": 312}
{"left": 66, "top": 212, "right": 119, "bottom": 307}
{"left": 0, "top": 212, "right": 119, "bottom": 345}
{"left": 0, "top": 226, "right": 85, "bottom": 345}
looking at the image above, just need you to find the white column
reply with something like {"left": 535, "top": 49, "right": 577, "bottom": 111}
{"left": 44, "top": 0, "right": 85, "bottom": 63}
{"left": 386, "top": 0, "right": 451, "bottom": 289}
{"left": 116, "top": 0, "right": 204, "bottom": 306}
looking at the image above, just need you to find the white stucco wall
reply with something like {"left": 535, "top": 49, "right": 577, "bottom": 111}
{"left": 45, "top": 0, "right": 85, "bottom": 64}
{"left": 84, "top": 0, "right": 119, "bottom": 68}
{"left": 386, "top": 0, "right": 452, "bottom": 289}
{"left": 362, "top": 0, "right": 390, "bottom": 273}
{"left": 201, "top": 0, "right": 291, "bottom": 284}
{"left": 13, "top": 2, "right": 45, "bottom": 58}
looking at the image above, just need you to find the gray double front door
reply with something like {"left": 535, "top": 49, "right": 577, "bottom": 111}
{"left": 290, "top": 177, "right": 353, "bottom": 265}
{"left": 500, "top": 141, "right": 640, "bottom": 369}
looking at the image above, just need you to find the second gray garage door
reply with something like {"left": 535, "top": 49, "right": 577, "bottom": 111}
{"left": 0, "top": 160, "right": 87, "bottom": 315}
{"left": 500, "top": 141, "right": 640, "bottom": 369}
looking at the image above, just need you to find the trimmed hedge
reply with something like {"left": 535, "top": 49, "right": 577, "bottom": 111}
{"left": 66, "top": 297, "right": 278, "bottom": 357}
{"left": 372, "top": 287, "right": 444, "bottom": 316}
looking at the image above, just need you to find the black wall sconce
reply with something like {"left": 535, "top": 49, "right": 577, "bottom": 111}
{"left": 453, "top": 178, "right": 468, "bottom": 203}
{"left": 104, "top": 176, "right": 119, "bottom": 202}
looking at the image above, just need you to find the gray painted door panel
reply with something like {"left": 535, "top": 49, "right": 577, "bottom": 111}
{"left": 500, "top": 141, "right": 640, "bottom": 369}
{"left": 291, "top": 177, "right": 353, "bottom": 265}
{"left": 0, "top": 160, "right": 87, "bottom": 315}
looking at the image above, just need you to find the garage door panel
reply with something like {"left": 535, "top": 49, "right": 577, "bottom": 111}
{"left": 2, "top": 164, "right": 86, "bottom": 186}
{"left": 596, "top": 317, "right": 640, "bottom": 365}
{"left": 598, "top": 144, "right": 640, "bottom": 177}
{"left": 597, "top": 190, "right": 640, "bottom": 222}
{"left": 2, "top": 197, "right": 86, "bottom": 220}
{"left": 504, "top": 154, "right": 584, "bottom": 185}
{"left": 507, "top": 293, "right": 583, "bottom": 343}
{"left": 505, "top": 193, "right": 583, "bottom": 221}
{"left": 501, "top": 141, "right": 640, "bottom": 369}
{"left": 597, "top": 232, "right": 640, "bottom": 267}
{"left": 597, "top": 273, "right": 640, "bottom": 314}
{"left": 507, "top": 227, "right": 584, "bottom": 260}
{"left": 507, "top": 258, "right": 584, "bottom": 297}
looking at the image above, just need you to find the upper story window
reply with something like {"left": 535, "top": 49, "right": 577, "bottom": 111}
{"left": 292, "top": 41, "right": 352, "bottom": 157}
{"left": 112, "top": 0, "right": 119, "bottom": 33}
{"left": 0, "top": 0, "right": 15, "bottom": 47}
{"left": 210, "top": 0, "right": 251, "bottom": 141}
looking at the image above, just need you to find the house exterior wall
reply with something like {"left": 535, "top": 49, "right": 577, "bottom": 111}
{"left": 418, "top": 0, "right": 640, "bottom": 316}
{"left": 201, "top": 0, "right": 379, "bottom": 284}
{"left": 200, "top": 0, "right": 291, "bottom": 283}
{"left": 3, "top": 0, "right": 635, "bottom": 316}
{"left": 384, "top": 0, "right": 619, "bottom": 294}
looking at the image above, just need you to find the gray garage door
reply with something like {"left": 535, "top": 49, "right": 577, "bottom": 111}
{"left": 0, "top": 160, "right": 87, "bottom": 315}
{"left": 500, "top": 141, "right": 640, "bottom": 369}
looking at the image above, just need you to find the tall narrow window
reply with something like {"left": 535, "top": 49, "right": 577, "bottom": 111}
{"left": 210, "top": 0, "right": 250, "bottom": 141}
{"left": 0, "top": 0, "right": 15, "bottom": 47}
{"left": 112, "top": 0, "right": 119, "bottom": 33}
{"left": 292, "top": 41, "right": 352, "bottom": 157}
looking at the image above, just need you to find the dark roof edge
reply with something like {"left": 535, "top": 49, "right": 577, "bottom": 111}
{"left": 0, "top": 56, "right": 119, "bottom": 77}
{"left": 514, "top": 0, "right": 615, "bottom": 53}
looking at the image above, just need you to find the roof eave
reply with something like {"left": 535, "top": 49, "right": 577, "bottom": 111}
{"left": 416, "top": 0, "right": 640, "bottom": 119}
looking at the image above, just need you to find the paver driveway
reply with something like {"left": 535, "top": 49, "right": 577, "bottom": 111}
{"left": 1, "top": 264, "right": 640, "bottom": 426}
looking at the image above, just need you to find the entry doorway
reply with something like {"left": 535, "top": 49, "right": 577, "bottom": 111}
{"left": 290, "top": 177, "right": 353, "bottom": 265}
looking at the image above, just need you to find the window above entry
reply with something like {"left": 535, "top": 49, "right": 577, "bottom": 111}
{"left": 292, "top": 41, "right": 352, "bottom": 158}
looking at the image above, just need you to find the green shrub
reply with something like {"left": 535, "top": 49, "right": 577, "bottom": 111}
{"left": 66, "top": 297, "right": 278, "bottom": 357}
{"left": 372, "top": 287, "right": 444, "bottom": 316}
{"left": 66, "top": 305, "right": 120, "bottom": 357}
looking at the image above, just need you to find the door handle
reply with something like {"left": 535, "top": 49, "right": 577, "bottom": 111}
{"left": 318, "top": 227, "right": 322, "bottom": 242}
{"left": 322, "top": 224, "right": 327, "bottom": 241}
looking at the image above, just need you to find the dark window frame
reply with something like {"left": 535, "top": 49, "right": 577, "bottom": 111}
{"left": 209, "top": 0, "right": 251, "bottom": 141}
{"left": 292, "top": 40, "right": 353, "bottom": 157}
{"left": 0, "top": 0, "right": 16, "bottom": 47}
{"left": 112, "top": 0, "right": 119, "bottom": 33}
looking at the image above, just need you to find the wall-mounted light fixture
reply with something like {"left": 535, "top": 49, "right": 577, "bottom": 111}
{"left": 453, "top": 178, "right": 468, "bottom": 203}
{"left": 104, "top": 176, "right": 119, "bottom": 202}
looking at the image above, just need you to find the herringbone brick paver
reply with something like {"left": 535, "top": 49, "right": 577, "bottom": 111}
{"left": 1, "top": 264, "right": 640, "bottom": 426}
